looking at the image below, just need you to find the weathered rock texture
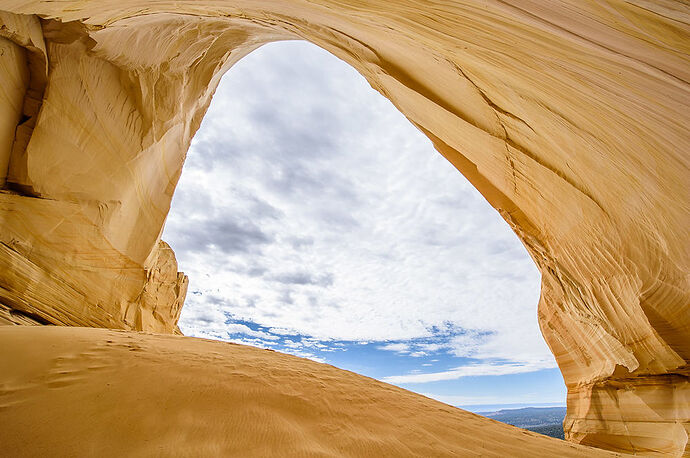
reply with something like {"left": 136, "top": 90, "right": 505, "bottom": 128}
{"left": 0, "top": 1, "right": 687, "bottom": 455}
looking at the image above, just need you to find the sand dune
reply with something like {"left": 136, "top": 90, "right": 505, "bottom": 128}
{"left": 0, "top": 326, "right": 619, "bottom": 457}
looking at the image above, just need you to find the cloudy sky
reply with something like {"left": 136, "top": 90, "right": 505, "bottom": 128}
{"left": 163, "top": 40, "right": 565, "bottom": 411}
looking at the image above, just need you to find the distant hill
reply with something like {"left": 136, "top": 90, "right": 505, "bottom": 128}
{"left": 528, "top": 424, "right": 565, "bottom": 440}
{"left": 478, "top": 407, "right": 566, "bottom": 440}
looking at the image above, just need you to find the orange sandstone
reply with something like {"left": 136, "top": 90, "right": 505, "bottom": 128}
{"left": 0, "top": 1, "right": 687, "bottom": 455}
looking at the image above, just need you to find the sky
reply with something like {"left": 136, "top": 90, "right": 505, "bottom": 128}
{"left": 162, "top": 40, "right": 566, "bottom": 412}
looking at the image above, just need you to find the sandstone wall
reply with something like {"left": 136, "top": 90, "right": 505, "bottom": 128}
{"left": 0, "top": 1, "right": 687, "bottom": 455}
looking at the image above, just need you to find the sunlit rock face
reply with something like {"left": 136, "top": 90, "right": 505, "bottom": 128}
{"left": 0, "top": 1, "right": 687, "bottom": 455}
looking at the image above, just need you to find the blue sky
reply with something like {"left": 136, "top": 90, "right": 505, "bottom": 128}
{"left": 163, "top": 40, "right": 565, "bottom": 411}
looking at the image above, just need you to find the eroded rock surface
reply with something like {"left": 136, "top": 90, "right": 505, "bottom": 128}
{"left": 0, "top": 1, "right": 687, "bottom": 455}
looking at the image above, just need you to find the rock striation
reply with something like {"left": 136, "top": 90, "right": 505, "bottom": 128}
{"left": 0, "top": 1, "right": 687, "bottom": 455}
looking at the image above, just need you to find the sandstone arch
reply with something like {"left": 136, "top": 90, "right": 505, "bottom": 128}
{"left": 0, "top": 1, "right": 687, "bottom": 455}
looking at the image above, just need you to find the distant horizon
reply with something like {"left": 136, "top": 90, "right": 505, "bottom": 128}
{"left": 459, "top": 403, "right": 567, "bottom": 414}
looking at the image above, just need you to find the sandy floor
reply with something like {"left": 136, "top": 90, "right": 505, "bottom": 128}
{"left": 0, "top": 326, "right": 620, "bottom": 457}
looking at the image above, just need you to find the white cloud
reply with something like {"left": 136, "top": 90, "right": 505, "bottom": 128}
{"left": 378, "top": 343, "right": 411, "bottom": 353}
{"left": 225, "top": 323, "right": 280, "bottom": 340}
{"left": 382, "top": 360, "right": 557, "bottom": 384}
{"left": 266, "top": 327, "right": 297, "bottom": 336}
{"left": 417, "top": 343, "right": 444, "bottom": 352}
{"left": 448, "top": 331, "right": 485, "bottom": 357}
{"left": 164, "top": 40, "right": 551, "bottom": 372}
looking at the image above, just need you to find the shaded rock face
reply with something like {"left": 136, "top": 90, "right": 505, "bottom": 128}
{"left": 0, "top": 2, "right": 687, "bottom": 455}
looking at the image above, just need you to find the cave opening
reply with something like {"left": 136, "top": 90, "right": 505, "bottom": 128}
{"left": 162, "top": 40, "right": 565, "bottom": 416}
